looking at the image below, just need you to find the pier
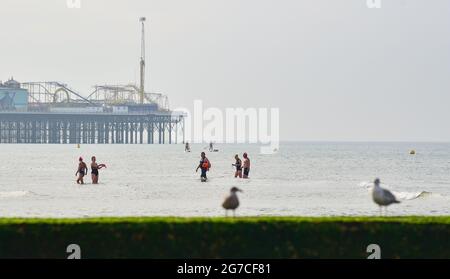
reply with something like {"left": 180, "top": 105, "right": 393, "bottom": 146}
{"left": 0, "top": 112, "right": 184, "bottom": 144}
{"left": 0, "top": 18, "right": 185, "bottom": 145}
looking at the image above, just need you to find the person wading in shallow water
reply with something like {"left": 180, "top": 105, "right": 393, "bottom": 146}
{"left": 242, "top": 152, "right": 251, "bottom": 179}
{"left": 90, "top": 156, "right": 106, "bottom": 184}
{"left": 196, "top": 152, "right": 211, "bottom": 182}
{"left": 232, "top": 154, "right": 242, "bottom": 178}
{"left": 76, "top": 157, "right": 88, "bottom": 184}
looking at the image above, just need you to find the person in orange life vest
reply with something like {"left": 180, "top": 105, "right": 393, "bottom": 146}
{"left": 196, "top": 152, "right": 211, "bottom": 181}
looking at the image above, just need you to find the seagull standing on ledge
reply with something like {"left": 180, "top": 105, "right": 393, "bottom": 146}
{"left": 372, "top": 178, "right": 400, "bottom": 215}
{"left": 222, "top": 187, "right": 242, "bottom": 217}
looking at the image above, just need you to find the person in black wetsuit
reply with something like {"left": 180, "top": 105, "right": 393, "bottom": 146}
{"left": 76, "top": 157, "right": 88, "bottom": 184}
{"left": 90, "top": 156, "right": 106, "bottom": 184}
{"left": 196, "top": 152, "right": 210, "bottom": 181}
{"left": 232, "top": 154, "right": 242, "bottom": 178}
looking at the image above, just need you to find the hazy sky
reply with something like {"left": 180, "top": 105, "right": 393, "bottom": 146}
{"left": 1, "top": 0, "right": 449, "bottom": 141}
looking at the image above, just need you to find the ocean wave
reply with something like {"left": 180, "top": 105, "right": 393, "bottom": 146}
{"left": 359, "top": 181, "right": 432, "bottom": 201}
{"left": 0, "top": 191, "right": 30, "bottom": 198}
{"left": 392, "top": 191, "right": 432, "bottom": 200}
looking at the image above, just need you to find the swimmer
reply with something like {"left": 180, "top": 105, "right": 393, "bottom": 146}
{"left": 196, "top": 152, "right": 211, "bottom": 182}
{"left": 90, "top": 156, "right": 106, "bottom": 184}
{"left": 232, "top": 154, "right": 242, "bottom": 178}
{"left": 75, "top": 157, "right": 88, "bottom": 184}
{"left": 242, "top": 152, "right": 250, "bottom": 179}
{"left": 209, "top": 141, "right": 214, "bottom": 152}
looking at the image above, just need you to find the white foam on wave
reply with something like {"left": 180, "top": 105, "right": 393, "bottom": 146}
{"left": 392, "top": 191, "right": 432, "bottom": 200}
{"left": 0, "top": 191, "right": 30, "bottom": 198}
{"left": 359, "top": 181, "right": 432, "bottom": 201}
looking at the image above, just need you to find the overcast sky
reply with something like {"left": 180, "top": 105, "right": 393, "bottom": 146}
{"left": 1, "top": 0, "right": 449, "bottom": 141}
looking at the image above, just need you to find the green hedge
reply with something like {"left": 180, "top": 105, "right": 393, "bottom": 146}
{"left": 0, "top": 217, "right": 449, "bottom": 258}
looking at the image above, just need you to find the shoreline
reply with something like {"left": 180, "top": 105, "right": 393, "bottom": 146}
{"left": 2, "top": 215, "right": 450, "bottom": 222}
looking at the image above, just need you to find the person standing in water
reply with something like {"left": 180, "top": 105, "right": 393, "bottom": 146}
{"left": 232, "top": 154, "right": 242, "bottom": 178}
{"left": 242, "top": 152, "right": 251, "bottom": 179}
{"left": 185, "top": 142, "right": 191, "bottom": 152}
{"left": 75, "top": 157, "right": 88, "bottom": 184}
{"left": 196, "top": 152, "right": 211, "bottom": 181}
{"left": 90, "top": 156, "right": 106, "bottom": 184}
{"left": 209, "top": 141, "right": 214, "bottom": 152}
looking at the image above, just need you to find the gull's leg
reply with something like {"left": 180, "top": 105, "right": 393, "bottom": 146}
{"left": 379, "top": 206, "right": 382, "bottom": 216}
{"left": 233, "top": 210, "right": 236, "bottom": 218}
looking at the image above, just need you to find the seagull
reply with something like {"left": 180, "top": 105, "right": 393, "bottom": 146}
{"left": 222, "top": 187, "right": 242, "bottom": 217}
{"left": 372, "top": 178, "right": 400, "bottom": 215}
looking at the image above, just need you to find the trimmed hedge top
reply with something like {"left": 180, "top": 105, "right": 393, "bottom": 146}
{"left": 0, "top": 216, "right": 449, "bottom": 259}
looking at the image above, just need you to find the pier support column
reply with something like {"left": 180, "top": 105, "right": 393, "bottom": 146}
{"left": 139, "top": 121, "right": 143, "bottom": 144}
{"left": 158, "top": 122, "right": 164, "bottom": 144}
{"left": 125, "top": 122, "right": 129, "bottom": 144}
{"left": 134, "top": 122, "right": 138, "bottom": 144}
{"left": 182, "top": 117, "right": 185, "bottom": 144}
{"left": 114, "top": 122, "right": 118, "bottom": 144}
{"left": 162, "top": 123, "right": 166, "bottom": 144}
{"left": 169, "top": 123, "right": 172, "bottom": 144}
{"left": 105, "top": 121, "right": 110, "bottom": 144}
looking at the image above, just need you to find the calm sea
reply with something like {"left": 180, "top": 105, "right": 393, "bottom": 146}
{"left": 0, "top": 142, "right": 449, "bottom": 217}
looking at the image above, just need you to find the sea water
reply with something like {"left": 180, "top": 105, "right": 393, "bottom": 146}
{"left": 0, "top": 142, "right": 449, "bottom": 217}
